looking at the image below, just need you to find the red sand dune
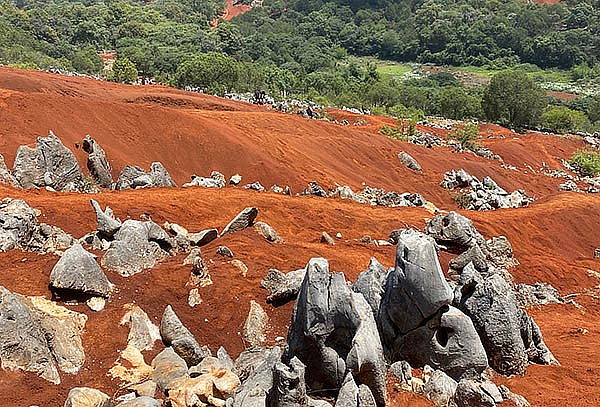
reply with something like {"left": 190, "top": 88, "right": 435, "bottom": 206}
{"left": 0, "top": 67, "right": 599, "bottom": 406}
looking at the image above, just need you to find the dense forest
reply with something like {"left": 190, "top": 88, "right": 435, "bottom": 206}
{"left": 1, "top": 0, "right": 599, "bottom": 131}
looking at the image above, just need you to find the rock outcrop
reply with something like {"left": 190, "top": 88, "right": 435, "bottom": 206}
{"left": 82, "top": 135, "right": 114, "bottom": 188}
{"left": 160, "top": 305, "right": 209, "bottom": 367}
{"left": 115, "top": 162, "right": 175, "bottom": 190}
{"left": 221, "top": 207, "right": 258, "bottom": 236}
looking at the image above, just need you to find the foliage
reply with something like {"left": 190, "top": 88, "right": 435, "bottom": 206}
{"left": 388, "top": 104, "right": 425, "bottom": 122}
{"left": 450, "top": 122, "right": 480, "bottom": 152}
{"left": 541, "top": 106, "right": 588, "bottom": 134}
{"left": 570, "top": 150, "right": 600, "bottom": 177}
{"left": 483, "top": 71, "right": 546, "bottom": 127}
{"left": 174, "top": 52, "right": 239, "bottom": 94}
{"left": 108, "top": 57, "right": 137, "bottom": 84}
{"left": 379, "top": 124, "right": 409, "bottom": 141}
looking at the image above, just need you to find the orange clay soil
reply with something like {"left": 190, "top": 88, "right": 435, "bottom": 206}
{"left": 0, "top": 68, "right": 599, "bottom": 406}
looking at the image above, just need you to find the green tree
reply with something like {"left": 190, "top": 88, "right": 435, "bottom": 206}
{"left": 71, "top": 47, "right": 103, "bottom": 74}
{"left": 482, "top": 71, "right": 546, "bottom": 127}
{"left": 571, "top": 150, "right": 600, "bottom": 177}
{"left": 174, "top": 52, "right": 239, "bottom": 93}
{"left": 109, "top": 57, "right": 138, "bottom": 84}
{"left": 541, "top": 106, "right": 588, "bottom": 134}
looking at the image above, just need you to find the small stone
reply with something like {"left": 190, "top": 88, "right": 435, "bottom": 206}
{"left": 254, "top": 221, "right": 283, "bottom": 243}
{"left": 64, "top": 387, "right": 112, "bottom": 407}
{"left": 230, "top": 174, "right": 242, "bottom": 186}
{"left": 188, "top": 229, "right": 218, "bottom": 247}
{"left": 86, "top": 297, "right": 106, "bottom": 312}
{"left": 216, "top": 246, "right": 234, "bottom": 258}
{"left": 188, "top": 289, "right": 202, "bottom": 307}
{"left": 335, "top": 232, "right": 342, "bottom": 239}
{"left": 242, "top": 300, "right": 269, "bottom": 347}
{"left": 320, "top": 231, "right": 335, "bottom": 245}
{"left": 232, "top": 259, "right": 248, "bottom": 277}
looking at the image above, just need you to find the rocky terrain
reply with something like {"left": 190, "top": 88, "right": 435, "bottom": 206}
{"left": 0, "top": 66, "right": 599, "bottom": 407}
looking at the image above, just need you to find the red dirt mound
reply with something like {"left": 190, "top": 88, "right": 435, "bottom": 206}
{"left": 1, "top": 68, "right": 600, "bottom": 407}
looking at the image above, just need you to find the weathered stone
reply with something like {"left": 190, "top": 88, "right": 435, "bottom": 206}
{"left": 115, "top": 397, "right": 161, "bottom": 407}
{"left": 188, "top": 356, "right": 241, "bottom": 399}
{"left": 352, "top": 258, "right": 388, "bottom": 317}
{"left": 0, "top": 153, "right": 18, "bottom": 187}
{"left": 389, "top": 361, "right": 412, "bottom": 386}
{"left": 160, "top": 305, "right": 208, "bottom": 366}
{"left": 303, "top": 181, "right": 328, "bottom": 197}
{"left": 115, "top": 166, "right": 149, "bottom": 190}
{"left": 423, "top": 370, "right": 458, "bottom": 407}
{"left": 269, "top": 357, "right": 307, "bottom": 407}
{"left": 232, "top": 259, "right": 249, "bottom": 277}
{"left": 234, "top": 347, "right": 279, "bottom": 383}
{"left": 183, "top": 171, "right": 226, "bottom": 188}
{"left": 217, "top": 245, "right": 234, "bottom": 258}
{"left": 261, "top": 268, "right": 305, "bottom": 306}
{"left": 244, "top": 181, "right": 266, "bottom": 191}
{"left": 254, "top": 221, "right": 283, "bottom": 243}
{"left": 151, "top": 347, "right": 189, "bottom": 391}
{"left": 188, "top": 288, "right": 203, "bottom": 307}
{"left": 449, "top": 244, "right": 488, "bottom": 274}
{"left": 108, "top": 344, "right": 153, "bottom": 385}
{"left": 515, "top": 282, "right": 562, "bottom": 307}
{"left": 230, "top": 174, "right": 242, "bottom": 185}
{"left": 498, "top": 385, "right": 530, "bottom": 407}
{"left": 335, "top": 373, "right": 359, "bottom": 407}
{"left": 454, "top": 380, "right": 495, "bottom": 407}
{"left": 285, "top": 258, "right": 387, "bottom": 406}
{"left": 86, "top": 296, "right": 106, "bottom": 311}
{"left": 90, "top": 199, "right": 122, "bottom": 239}
{"left": 320, "top": 231, "right": 335, "bottom": 245}
{"left": 188, "top": 229, "right": 218, "bottom": 247}
{"left": 83, "top": 135, "right": 113, "bottom": 188}
{"left": 221, "top": 207, "right": 258, "bottom": 236}
{"left": 49, "top": 243, "right": 112, "bottom": 298}
{"left": 129, "top": 381, "right": 157, "bottom": 398}
{"left": 64, "top": 387, "right": 112, "bottom": 407}
{"left": 398, "top": 152, "right": 422, "bottom": 172}
{"left": 243, "top": 300, "right": 269, "bottom": 347}
{"left": 120, "top": 304, "right": 161, "bottom": 351}
{"left": 426, "top": 212, "right": 485, "bottom": 252}
{"left": 357, "top": 384, "right": 377, "bottom": 407}
{"left": 0, "top": 198, "right": 40, "bottom": 251}
{"left": 149, "top": 162, "right": 176, "bottom": 187}
{"left": 102, "top": 220, "right": 171, "bottom": 277}
{"left": 229, "top": 347, "right": 282, "bottom": 407}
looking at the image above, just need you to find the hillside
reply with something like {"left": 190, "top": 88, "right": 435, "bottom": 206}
{"left": 0, "top": 68, "right": 600, "bottom": 407}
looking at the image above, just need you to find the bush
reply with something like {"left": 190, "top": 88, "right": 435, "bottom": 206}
{"left": 109, "top": 58, "right": 138, "bottom": 84}
{"left": 570, "top": 150, "right": 600, "bottom": 177}
{"left": 450, "top": 122, "right": 480, "bottom": 151}
{"left": 541, "top": 106, "right": 589, "bottom": 134}
{"left": 388, "top": 104, "right": 425, "bottom": 122}
{"left": 380, "top": 124, "right": 409, "bottom": 141}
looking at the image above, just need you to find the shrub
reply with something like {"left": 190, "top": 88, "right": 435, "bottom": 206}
{"left": 108, "top": 58, "right": 138, "bottom": 84}
{"left": 541, "top": 106, "right": 588, "bottom": 134}
{"left": 450, "top": 122, "right": 480, "bottom": 151}
{"left": 570, "top": 150, "right": 600, "bottom": 177}
{"left": 380, "top": 124, "right": 409, "bottom": 141}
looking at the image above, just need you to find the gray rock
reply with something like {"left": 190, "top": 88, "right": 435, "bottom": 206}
{"left": 389, "top": 361, "right": 412, "bottom": 385}
{"left": 230, "top": 174, "right": 242, "bottom": 185}
{"left": 515, "top": 282, "right": 562, "bottom": 308}
{"left": 151, "top": 347, "right": 189, "bottom": 391}
{"left": 393, "top": 305, "right": 488, "bottom": 380}
{"left": 485, "top": 236, "right": 518, "bottom": 271}
{"left": 352, "top": 258, "right": 389, "bottom": 317}
{"left": 269, "top": 357, "right": 307, "bottom": 407}
{"left": 357, "top": 384, "right": 377, "bottom": 407}
{"left": 0, "top": 153, "right": 18, "bottom": 187}
{"left": 440, "top": 169, "right": 475, "bottom": 190}
{"left": 423, "top": 370, "right": 458, "bottom": 407}
{"left": 183, "top": 171, "right": 226, "bottom": 188}
{"left": 234, "top": 347, "right": 278, "bottom": 383}
{"left": 149, "top": 162, "right": 175, "bottom": 187}
{"left": 188, "top": 228, "right": 218, "bottom": 247}
{"left": 217, "top": 346, "right": 235, "bottom": 371}
{"left": 379, "top": 229, "right": 453, "bottom": 341}
{"left": 229, "top": 347, "right": 282, "bottom": 407}
{"left": 449, "top": 244, "right": 488, "bottom": 274}
{"left": 454, "top": 264, "right": 528, "bottom": 376}
{"left": 243, "top": 300, "right": 269, "bottom": 347}
{"left": 160, "top": 305, "right": 208, "bottom": 366}
{"left": 519, "top": 312, "right": 559, "bottom": 366}
{"left": 0, "top": 286, "right": 60, "bottom": 384}
{"left": 115, "top": 166, "right": 150, "bottom": 190}
{"left": 303, "top": 181, "right": 328, "bottom": 197}
{"left": 320, "top": 231, "right": 335, "bottom": 245}
{"left": 335, "top": 373, "right": 358, "bottom": 407}
{"left": 0, "top": 198, "right": 40, "bottom": 252}
{"left": 90, "top": 199, "right": 122, "bottom": 239}
{"left": 64, "top": 387, "right": 113, "bottom": 407}
{"left": 115, "top": 397, "right": 161, "bottom": 407}
{"left": 426, "top": 212, "right": 485, "bottom": 252}
{"left": 244, "top": 181, "right": 266, "bottom": 191}
{"left": 261, "top": 268, "right": 305, "bottom": 306}
{"left": 398, "top": 151, "right": 422, "bottom": 171}
{"left": 285, "top": 258, "right": 387, "bottom": 406}
{"left": 254, "top": 221, "right": 283, "bottom": 243}
{"left": 221, "top": 207, "right": 259, "bottom": 236}
{"left": 13, "top": 132, "right": 88, "bottom": 192}
{"left": 217, "top": 245, "right": 234, "bottom": 258}
{"left": 82, "top": 135, "right": 113, "bottom": 188}
{"left": 121, "top": 305, "right": 160, "bottom": 352}
{"left": 498, "top": 385, "right": 530, "bottom": 407}
{"left": 49, "top": 243, "right": 112, "bottom": 298}
{"left": 102, "top": 220, "right": 171, "bottom": 277}
{"left": 454, "top": 379, "right": 495, "bottom": 407}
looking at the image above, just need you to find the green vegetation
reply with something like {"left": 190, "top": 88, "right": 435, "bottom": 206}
{"left": 541, "top": 106, "right": 589, "bottom": 134}
{"left": 108, "top": 58, "right": 137, "bottom": 84}
{"left": 571, "top": 150, "right": 600, "bottom": 177}
{"left": 450, "top": 123, "right": 480, "bottom": 152}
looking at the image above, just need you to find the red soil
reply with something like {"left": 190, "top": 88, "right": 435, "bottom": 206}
{"left": 211, "top": 0, "right": 252, "bottom": 26}
{"left": 0, "top": 67, "right": 599, "bottom": 406}
{"left": 547, "top": 90, "right": 580, "bottom": 101}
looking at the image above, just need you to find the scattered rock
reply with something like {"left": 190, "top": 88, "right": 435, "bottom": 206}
{"left": 320, "top": 231, "right": 335, "bottom": 245}
{"left": 183, "top": 171, "right": 226, "bottom": 188}
{"left": 229, "top": 347, "right": 282, "bottom": 407}
{"left": 151, "top": 347, "right": 189, "bottom": 392}
{"left": 230, "top": 174, "right": 242, "bottom": 185}
{"left": 254, "top": 221, "right": 283, "bottom": 243}
{"left": 269, "top": 357, "right": 308, "bottom": 407}
{"left": 82, "top": 135, "right": 113, "bottom": 188}
{"left": 108, "top": 344, "right": 153, "bottom": 386}
{"left": 188, "top": 288, "right": 203, "bottom": 307}
{"left": 49, "top": 243, "right": 112, "bottom": 299}
{"left": 398, "top": 152, "right": 422, "bottom": 171}
{"left": 454, "top": 379, "right": 496, "bottom": 407}
{"left": 422, "top": 370, "right": 458, "bottom": 407}
{"left": 515, "top": 282, "right": 562, "bottom": 307}
{"left": 261, "top": 268, "right": 305, "bottom": 306}
{"left": 64, "top": 387, "right": 112, "bottom": 407}
{"left": 243, "top": 300, "right": 269, "bottom": 347}
{"left": 120, "top": 304, "right": 161, "bottom": 351}
{"left": 216, "top": 245, "right": 234, "bottom": 258}
{"left": 149, "top": 162, "right": 176, "bottom": 187}
{"left": 86, "top": 296, "right": 106, "bottom": 312}
{"left": 303, "top": 181, "right": 328, "bottom": 197}
{"left": 184, "top": 248, "right": 211, "bottom": 287}
{"left": 232, "top": 259, "right": 249, "bottom": 277}
{"left": 221, "top": 207, "right": 258, "bottom": 236}
{"left": 498, "top": 385, "right": 530, "bottom": 407}
{"left": 115, "top": 397, "right": 162, "bottom": 407}
{"left": 244, "top": 181, "right": 266, "bottom": 191}
{"left": 90, "top": 199, "right": 122, "bottom": 239}
{"left": 160, "top": 305, "right": 209, "bottom": 367}
{"left": 188, "top": 228, "right": 218, "bottom": 247}
{"left": 0, "top": 153, "right": 18, "bottom": 187}
{"left": 115, "top": 162, "right": 175, "bottom": 190}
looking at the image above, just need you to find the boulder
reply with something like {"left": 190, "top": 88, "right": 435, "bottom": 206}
{"left": 453, "top": 379, "right": 496, "bottom": 407}
{"left": 216, "top": 245, "right": 234, "bottom": 258}
{"left": 115, "top": 397, "right": 161, "bottom": 407}
{"left": 90, "top": 199, "right": 122, "bottom": 239}
{"left": 243, "top": 300, "right": 269, "bottom": 347}
{"left": 149, "top": 162, "right": 176, "bottom": 187}
{"left": 13, "top": 132, "right": 89, "bottom": 192}
{"left": 160, "top": 305, "right": 208, "bottom": 366}
{"left": 222, "top": 207, "right": 259, "bottom": 236}
{"left": 379, "top": 230, "right": 453, "bottom": 340}
{"left": 49, "top": 243, "right": 112, "bottom": 298}
{"left": 120, "top": 304, "right": 161, "bottom": 351}
{"left": 426, "top": 212, "right": 485, "bottom": 252}
{"left": 398, "top": 152, "right": 422, "bottom": 171}
{"left": 151, "top": 347, "right": 189, "bottom": 392}
{"left": 449, "top": 244, "right": 488, "bottom": 274}
{"left": 352, "top": 258, "right": 389, "bottom": 317}
{"left": 261, "top": 268, "right": 305, "bottom": 306}
{"left": 102, "top": 220, "right": 172, "bottom": 277}
{"left": 0, "top": 198, "right": 40, "bottom": 251}
{"left": 357, "top": 384, "right": 377, "bottom": 407}
{"left": 285, "top": 258, "right": 387, "bottom": 406}
{"left": 82, "top": 135, "right": 113, "bottom": 188}
{"left": 234, "top": 346, "right": 279, "bottom": 383}
{"left": 335, "top": 373, "right": 359, "bottom": 407}
{"left": 229, "top": 347, "right": 282, "bottom": 407}
{"left": 64, "top": 387, "right": 113, "bottom": 407}
{"left": 254, "top": 221, "right": 283, "bottom": 243}
{"left": 115, "top": 166, "right": 150, "bottom": 190}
